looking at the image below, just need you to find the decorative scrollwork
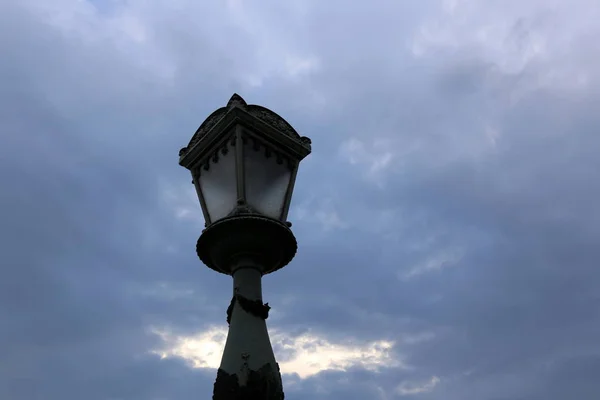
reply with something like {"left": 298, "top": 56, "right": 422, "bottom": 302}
{"left": 226, "top": 292, "right": 271, "bottom": 325}
{"left": 247, "top": 105, "right": 301, "bottom": 140}
{"left": 186, "top": 109, "right": 228, "bottom": 151}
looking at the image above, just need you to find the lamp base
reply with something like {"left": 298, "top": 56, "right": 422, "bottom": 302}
{"left": 213, "top": 363, "right": 284, "bottom": 400}
{"left": 196, "top": 215, "right": 298, "bottom": 275}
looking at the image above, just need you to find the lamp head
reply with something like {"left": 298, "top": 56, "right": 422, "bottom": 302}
{"left": 179, "top": 94, "right": 311, "bottom": 227}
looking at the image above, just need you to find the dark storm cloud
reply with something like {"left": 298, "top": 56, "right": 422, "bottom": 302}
{"left": 0, "top": 2, "right": 231, "bottom": 398}
{"left": 264, "top": 7, "right": 600, "bottom": 398}
{"left": 2, "top": 0, "right": 600, "bottom": 399}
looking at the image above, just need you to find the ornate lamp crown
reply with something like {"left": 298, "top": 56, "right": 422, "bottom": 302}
{"left": 179, "top": 93, "right": 311, "bottom": 160}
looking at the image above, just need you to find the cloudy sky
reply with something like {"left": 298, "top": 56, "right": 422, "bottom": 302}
{"left": 2, "top": 0, "right": 600, "bottom": 399}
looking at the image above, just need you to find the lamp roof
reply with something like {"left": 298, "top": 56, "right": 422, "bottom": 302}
{"left": 183, "top": 93, "right": 309, "bottom": 155}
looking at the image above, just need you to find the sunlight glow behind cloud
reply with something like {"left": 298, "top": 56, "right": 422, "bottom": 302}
{"left": 150, "top": 326, "right": 403, "bottom": 379}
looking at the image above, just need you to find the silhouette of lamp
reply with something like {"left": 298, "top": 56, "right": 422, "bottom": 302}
{"left": 178, "top": 93, "right": 311, "bottom": 400}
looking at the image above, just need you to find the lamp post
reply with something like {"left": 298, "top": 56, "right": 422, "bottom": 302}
{"left": 178, "top": 94, "right": 312, "bottom": 400}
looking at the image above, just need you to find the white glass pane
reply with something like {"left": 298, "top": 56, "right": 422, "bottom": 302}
{"left": 244, "top": 140, "right": 291, "bottom": 219}
{"left": 198, "top": 141, "right": 237, "bottom": 222}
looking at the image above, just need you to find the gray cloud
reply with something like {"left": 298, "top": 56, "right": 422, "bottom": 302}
{"left": 1, "top": 0, "right": 599, "bottom": 399}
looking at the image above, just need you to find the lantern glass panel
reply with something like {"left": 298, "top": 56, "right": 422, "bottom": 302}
{"left": 197, "top": 141, "right": 238, "bottom": 223}
{"left": 243, "top": 140, "right": 291, "bottom": 220}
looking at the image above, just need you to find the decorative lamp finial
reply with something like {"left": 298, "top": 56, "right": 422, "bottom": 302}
{"left": 226, "top": 93, "right": 247, "bottom": 109}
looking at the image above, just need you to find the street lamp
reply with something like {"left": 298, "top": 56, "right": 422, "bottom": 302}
{"left": 178, "top": 94, "right": 311, "bottom": 400}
